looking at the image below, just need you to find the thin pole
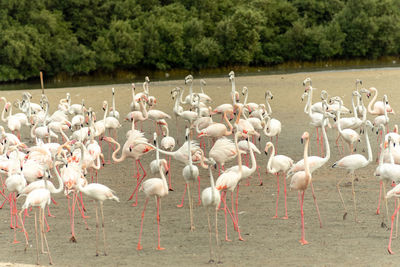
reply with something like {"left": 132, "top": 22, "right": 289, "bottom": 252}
{"left": 40, "top": 71, "right": 44, "bottom": 95}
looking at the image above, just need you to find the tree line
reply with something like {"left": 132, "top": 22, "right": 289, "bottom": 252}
{"left": 1, "top": 0, "right": 400, "bottom": 82}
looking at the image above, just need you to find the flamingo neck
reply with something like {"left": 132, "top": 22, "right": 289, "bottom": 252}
{"left": 321, "top": 118, "right": 330, "bottom": 162}
{"left": 52, "top": 163, "right": 64, "bottom": 193}
{"left": 234, "top": 133, "right": 243, "bottom": 175}
{"left": 365, "top": 124, "right": 372, "bottom": 163}
{"left": 223, "top": 111, "right": 233, "bottom": 136}
{"left": 304, "top": 137, "right": 311, "bottom": 185}
{"left": 378, "top": 125, "right": 386, "bottom": 165}
{"left": 247, "top": 140, "right": 257, "bottom": 174}
{"left": 266, "top": 145, "right": 275, "bottom": 173}
{"left": 111, "top": 140, "right": 125, "bottom": 163}
{"left": 367, "top": 87, "right": 378, "bottom": 114}
{"left": 235, "top": 106, "right": 242, "bottom": 126}
{"left": 351, "top": 93, "right": 359, "bottom": 119}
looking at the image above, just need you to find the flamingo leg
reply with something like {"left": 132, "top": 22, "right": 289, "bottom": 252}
{"left": 13, "top": 206, "right": 20, "bottom": 244}
{"left": 100, "top": 202, "right": 107, "bottom": 255}
{"left": 168, "top": 156, "right": 173, "bottom": 191}
{"left": 197, "top": 176, "right": 201, "bottom": 206}
{"left": 177, "top": 184, "right": 187, "bottom": 208}
{"left": 282, "top": 173, "right": 288, "bottom": 219}
{"left": 351, "top": 173, "right": 358, "bottom": 222}
{"left": 221, "top": 193, "right": 231, "bottom": 242}
{"left": 235, "top": 185, "right": 244, "bottom": 241}
{"left": 137, "top": 197, "right": 148, "bottom": 250}
{"left": 377, "top": 181, "right": 383, "bottom": 215}
{"left": 215, "top": 207, "right": 221, "bottom": 263}
{"left": 128, "top": 160, "right": 140, "bottom": 201}
{"left": 156, "top": 197, "right": 164, "bottom": 250}
{"left": 131, "top": 160, "right": 147, "bottom": 207}
{"left": 336, "top": 176, "right": 348, "bottom": 220}
{"left": 299, "top": 191, "right": 308, "bottom": 245}
{"left": 273, "top": 173, "right": 280, "bottom": 219}
{"left": 388, "top": 200, "right": 400, "bottom": 254}
{"left": 310, "top": 181, "right": 322, "bottom": 228}
{"left": 95, "top": 202, "right": 100, "bottom": 256}
{"left": 206, "top": 208, "right": 213, "bottom": 263}
{"left": 19, "top": 209, "right": 29, "bottom": 250}
{"left": 41, "top": 207, "right": 53, "bottom": 265}
{"left": 34, "top": 209, "right": 40, "bottom": 265}
{"left": 188, "top": 183, "right": 195, "bottom": 231}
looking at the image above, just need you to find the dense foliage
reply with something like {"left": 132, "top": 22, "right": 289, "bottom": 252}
{"left": 1, "top": 0, "right": 400, "bottom": 81}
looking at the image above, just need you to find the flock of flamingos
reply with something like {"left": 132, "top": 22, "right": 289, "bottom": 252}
{"left": 1, "top": 71, "right": 400, "bottom": 265}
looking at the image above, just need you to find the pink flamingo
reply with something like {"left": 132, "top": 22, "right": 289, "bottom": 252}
{"left": 197, "top": 110, "right": 233, "bottom": 139}
{"left": 208, "top": 137, "right": 238, "bottom": 176}
{"left": 368, "top": 87, "right": 395, "bottom": 115}
{"left": 215, "top": 131, "right": 244, "bottom": 241}
{"left": 76, "top": 179, "right": 119, "bottom": 256}
{"left": 160, "top": 124, "right": 175, "bottom": 191}
{"left": 386, "top": 183, "right": 400, "bottom": 254}
{"left": 102, "top": 136, "right": 154, "bottom": 206}
{"left": 332, "top": 120, "right": 373, "bottom": 222}
{"left": 137, "top": 158, "right": 169, "bottom": 250}
{"left": 18, "top": 176, "right": 54, "bottom": 265}
{"left": 201, "top": 158, "right": 221, "bottom": 263}
{"left": 289, "top": 131, "right": 311, "bottom": 245}
{"left": 265, "top": 142, "right": 293, "bottom": 219}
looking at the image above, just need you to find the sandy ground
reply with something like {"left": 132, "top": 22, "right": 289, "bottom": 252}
{"left": 1, "top": 68, "right": 400, "bottom": 266}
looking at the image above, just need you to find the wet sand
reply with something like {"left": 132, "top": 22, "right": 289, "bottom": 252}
{"left": 2, "top": 68, "right": 400, "bottom": 266}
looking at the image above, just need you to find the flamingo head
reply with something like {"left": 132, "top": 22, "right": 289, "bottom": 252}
{"left": 301, "top": 132, "right": 310, "bottom": 144}
{"left": 264, "top": 142, "right": 273, "bottom": 155}
{"left": 4, "top": 102, "right": 10, "bottom": 112}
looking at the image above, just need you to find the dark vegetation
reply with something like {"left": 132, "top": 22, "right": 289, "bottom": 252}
{"left": 1, "top": 0, "right": 400, "bottom": 82}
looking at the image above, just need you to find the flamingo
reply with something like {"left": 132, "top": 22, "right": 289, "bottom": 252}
{"left": 368, "top": 87, "right": 395, "bottom": 115}
{"left": 263, "top": 113, "right": 281, "bottom": 151}
{"left": 130, "top": 83, "right": 140, "bottom": 111}
{"left": 208, "top": 137, "right": 238, "bottom": 175}
{"left": 197, "top": 110, "right": 233, "bottom": 139}
{"left": 374, "top": 133, "right": 400, "bottom": 227}
{"left": 171, "top": 87, "right": 184, "bottom": 141}
{"left": 2, "top": 101, "right": 24, "bottom": 140}
{"left": 385, "top": 183, "right": 400, "bottom": 254}
{"left": 69, "top": 98, "right": 86, "bottom": 115}
{"left": 108, "top": 88, "right": 120, "bottom": 119}
{"left": 264, "top": 142, "right": 293, "bottom": 219}
{"left": 215, "top": 131, "right": 244, "bottom": 241}
{"left": 201, "top": 158, "right": 221, "bottom": 264}
{"left": 241, "top": 86, "right": 259, "bottom": 113}
{"left": 289, "top": 131, "right": 311, "bottom": 245}
{"left": 160, "top": 124, "right": 175, "bottom": 191}
{"left": 102, "top": 136, "right": 154, "bottom": 206}
{"left": 332, "top": 120, "right": 373, "bottom": 222}
{"left": 238, "top": 139, "right": 262, "bottom": 186}
{"left": 18, "top": 174, "right": 54, "bottom": 265}
{"left": 334, "top": 98, "right": 360, "bottom": 154}
{"left": 303, "top": 85, "right": 331, "bottom": 155}
{"left": 128, "top": 95, "right": 149, "bottom": 131}
{"left": 224, "top": 137, "right": 258, "bottom": 233}
{"left": 234, "top": 104, "right": 260, "bottom": 137}
{"left": 137, "top": 158, "right": 169, "bottom": 251}
{"left": 373, "top": 95, "right": 390, "bottom": 154}
{"left": 75, "top": 178, "right": 119, "bottom": 256}
{"left": 182, "top": 127, "right": 202, "bottom": 231}
{"left": 229, "top": 71, "right": 239, "bottom": 105}
{"left": 5, "top": 153, "right": 26, "bottom": 242}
